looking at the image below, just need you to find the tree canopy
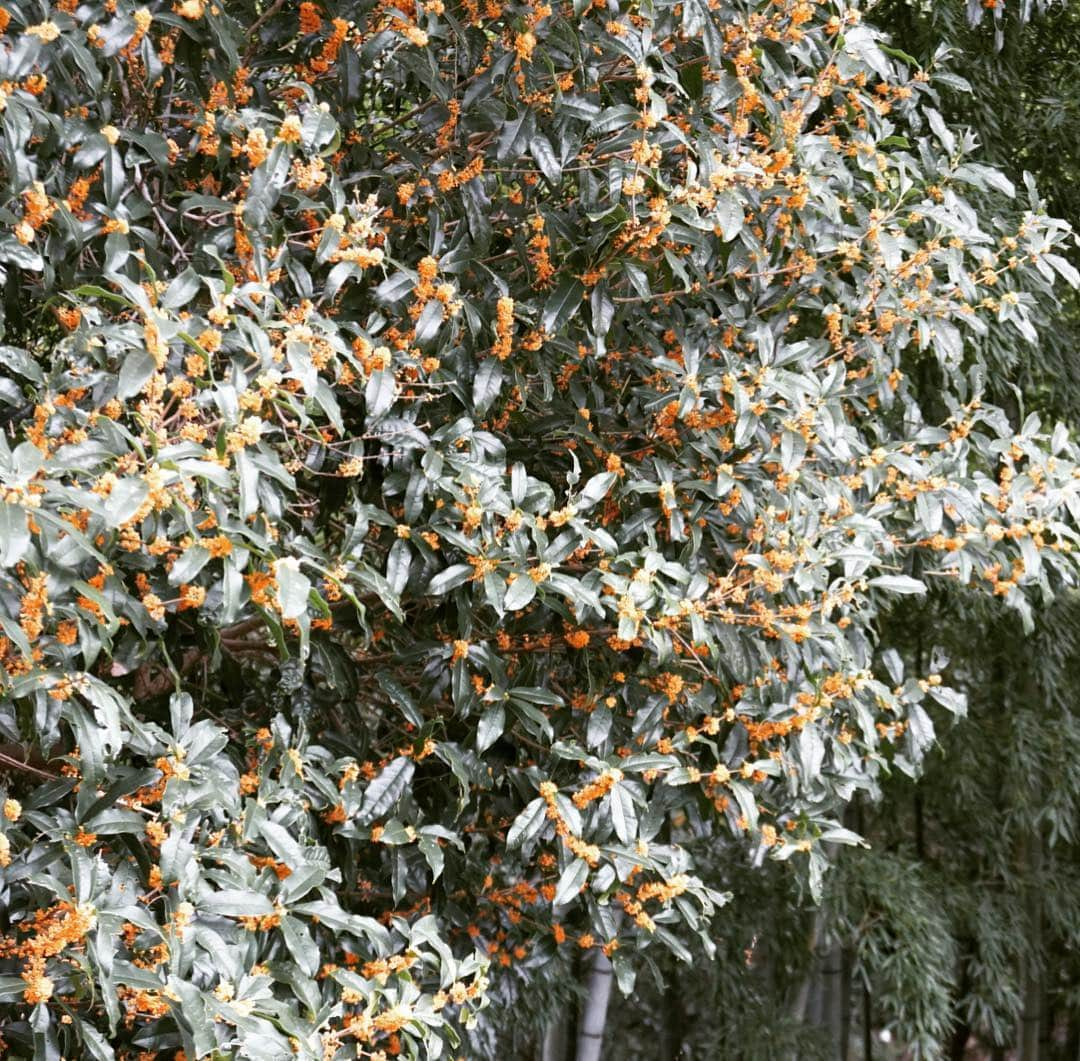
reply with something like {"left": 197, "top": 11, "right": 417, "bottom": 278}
{"left": 0, "top": 1, "right": 1078, "bottom": 1058}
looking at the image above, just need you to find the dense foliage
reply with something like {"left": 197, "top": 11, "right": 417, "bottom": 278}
{"left": 0, "top": 1, "right": 1078, "bottom": 1057}
{"left": 599, "top": 4, "right": 1080, "bottom": 1059}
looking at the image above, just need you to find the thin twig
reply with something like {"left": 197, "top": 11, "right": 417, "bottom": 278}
{"left": 243, "top": 0, "right": 288, "bottom": 64}
{"left": 0, "top": 749, "right": 59, "bottom": 781}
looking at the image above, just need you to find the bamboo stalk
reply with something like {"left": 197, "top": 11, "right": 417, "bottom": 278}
{"left": 542, "top": 1019, "right": 571, "bottom": 1061}
{"left": 1018, "top": 829, "right": 1043, "bottom": 1060}
{"left": 575, "top": 950, "right": 614, "bottom": 1061}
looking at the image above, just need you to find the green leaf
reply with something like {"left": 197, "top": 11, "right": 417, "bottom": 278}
{"left": 118, "top": 349, "right": 157, "bottom": 400}
{"left": 168, "top": 545, "right": 210, "bottom": 586}
{"left": 728, "top": 780, "right": 758, "bottom": 831}
{"left": 0, "top": 504, "right": 29, "bottom": 568}
{"left": 419, "top": 836, "right": 445, "bottom": 881}
{"left": 377, "top": 674, "right": 425, "bottom": 728}
{"left": 477, "top": 703, "right": 505, "bottom": 752}
{"left": 102, "top": 478, "right": 150, "bottom": 529}
{"left": 201, "top": 889, "right": 275, "bottom": 917}
{"left": 612, "top": 953, "right": 636, "bottom": 995}
{"left": 427, "top": 564, "right": 473, "bottom": 595}
{"left": 541, "top": 277, "right": 585, "bottom": 335}
{"left": 510, "top": 686, "right": 563, "bottom": 706}
{"left": 366, "top": 368, "right": 396, "bottom": 420}
{"left": 504, "top": 575, "right": 537, "bottom": 611}
{"left": 497, "top": 109, "right": 535, "bottom": 163}
{"left": 819, "top": 826, "right": 867, "bottom": 847}
{"left": 0, "top": 345, "right": 43, "bottom": 384}
{"left": 715, "top": 192, "right": 743, "bottom": 242}
{"left": 530, "top": 133, "right": 562, "bottom": 185}
{"left": 274, "top": 557, "right": 312, "bottom": 618}
{"left": 385, "top": 538, "right": 411, "bottom": 595}
{"left": 280, "top": 915, "right": 320, "bottom": 978}
{"left": 375, "top": 271, "right": 416, "bottom": 303}
{"left": 590, "top": 105, "right": 640, "bottom": 135}
{"left": 507, "top": 797, "right": 547, "bottom": 849}
{"left": 609, "top": 784, "right": 637, "bottom": 844}
{"left": 357, "top": 757, "right": 415, "bottom": 825}
{"left": 162, "top": 269, "right": 202, "bottom": 309}
{"left": 0, "top": 239, "right": 43, "bottom": 271}
{"left": 868, "top": 575, "right": 927, "bottom": 595}
{"left": 473, "top": 357, "right": 503, "bottom": 414}
{"left": 554, "top": 858, "right": 589, "bottom": 906}
{"left": 578, "top": 472, "right": 616, "bottom": 510}
{"left": 415, "top": 298, "right": 444, "bottom": 344}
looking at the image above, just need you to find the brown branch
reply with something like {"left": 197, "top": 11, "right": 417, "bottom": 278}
{"left": 0, "top": 748, "right": 60, "bottom": 781}
{"left": 243, "top": 0, "right": 288, "bottom": 64}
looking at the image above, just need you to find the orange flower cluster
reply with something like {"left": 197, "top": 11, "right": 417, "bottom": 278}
{"left": 571, "top": 768, "right": 623, "bottom": 809}
{"left": 539, "top": 781, "right": 600, "bottom": 867}
{"left": 492, "top": 296, "right": 515, "bottom": 360}
{"left": 20, "top": 182, "right": 55, "bottom": 240}
{"left": 18, "top": 571, "right": 50, "bottom": 642}
{"left": 119, "top": 986, "right": 171, "bottom": 1021}
{"left": 0, "top": 901, "right": 96, "bottom": 1005}
{"left": 526, "top": 216, "right": 554, "bottom": 286}
{"left": 564, "top": 628, "right": 590, "bottom": 649}
{"left": 313, "top": 17, "right": 352, "bottom": 75}
{"left": 361, "top": 952, "right": 417, "bottom": 984}
{"left": 299, "top": 1, "right": 322, "bottom": 34}
{"left": 436, "top": 155, "right": 484, "bottom": 191}
{"left": 239, "top": 910, "right": 282, "bottom": 932}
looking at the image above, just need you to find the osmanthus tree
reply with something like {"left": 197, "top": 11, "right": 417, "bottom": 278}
{"left": 0, "top": 0, "right": 1078, "bottom": 1057}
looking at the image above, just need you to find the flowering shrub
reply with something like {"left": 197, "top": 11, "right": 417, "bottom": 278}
{"left": 0, "top": 0, "right": 1078, "bottom": 1056}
